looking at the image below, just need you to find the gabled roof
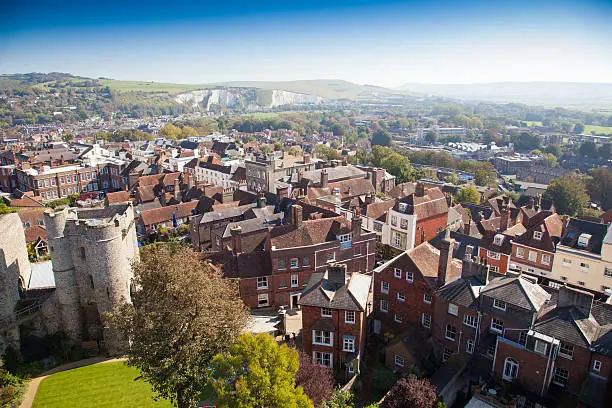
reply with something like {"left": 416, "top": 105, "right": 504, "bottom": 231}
{"left": 365, "top": 199, "right": 395, "bottom": 221}
{"left": 205, "top": 250, "right": 272, "bottom": 279}
{"left": 430, "top": 230, "right": 480, "bottom": 261}
{"left": 397, "top": 187, "right": 448, "bottom": 220}
{"left": 140, "top": 201, "right": 198, "bottom": 226}
{"left": 299, "top": 271, "right": 372, "bottom": 311}
{"left": 481, "top": 275, "right": 551, "bottom": 312}
{"left": 387, "top": 182, "right": 416, "bottom": 199}
{"left": 559, "top": 219, "right": 608, "bottom": 255}
{"left": 435, "top": 278, "right": 479, "bottom": 309}
{"left": 106, "top": 191, "right": 131, "bottom": 204}
{"left": 24, "top": 225, "right": 46, "bottom": 243}
{"left": 269, "top": 216, "right": 351, "bottom": 249}
{"left": 301, "top": 166, "right": 365, "bottom": 185}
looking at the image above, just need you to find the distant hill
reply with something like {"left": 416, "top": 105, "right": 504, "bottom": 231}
{"left": 397, "top": 82, "right": 612, "bottom": 108}
{"left": 210, "top": 79, "right": 416, "bottom": 101}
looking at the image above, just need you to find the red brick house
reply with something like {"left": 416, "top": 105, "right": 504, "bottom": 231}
{"left": 299, "top": 263, "right": 373, "bottom": 377}
{"left": 373, "top": 239, "right": 462, "bottom": 336}
{"left": 491, "top": 286, "right": 611, "bottom": 404}
{"left": 478, "top": 223, "right": 526, "bottom": 274}
{"left": 510, "top": 211, "right": 563, "bottom": 279}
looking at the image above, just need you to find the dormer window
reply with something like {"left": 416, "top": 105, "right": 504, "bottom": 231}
{"left": 578, "top": 233, "right": 592, "bottom": 248}
{"left": 533, "top": 231, "right": 543, "bottom": 240}
{"left": 493, "top": 234, "right": 505, "bottom": 246}
{"left": 398, "top": 202, "right": 408, "bottom": 213}
{"left": 338, "top": 234, "right": 352, "bottom": 249}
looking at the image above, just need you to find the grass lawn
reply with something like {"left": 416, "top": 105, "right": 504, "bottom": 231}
{"left": 583, "top": 124, "right": 612, "bottom": 135}
{"left": 32, "top": 362, "right": 173, "bottom": 408}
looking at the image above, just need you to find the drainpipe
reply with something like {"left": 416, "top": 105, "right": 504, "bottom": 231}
{"left": 475, "top": 311, "right": 482, "bottom": 348}
{"left": 541, "top": 336, "right": 557, "bottom": 396}
{"left": 457, "top": 329, "right": 463, "bottom": 353}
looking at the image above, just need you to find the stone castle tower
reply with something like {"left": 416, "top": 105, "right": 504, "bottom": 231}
{"left": 44, "top": 203, "right": 139, "bottom": 354}
{"left": 0, "top": 213, "right": 32, "bottom": 351}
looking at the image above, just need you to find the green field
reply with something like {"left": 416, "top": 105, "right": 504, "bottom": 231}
{"left": 99, "top": 79, "right": 207, "bottom": 93}
{"left": 523, "top": 121, "right": 543, "bottom": 127}
{"left": 583, "top": 124, "right": 612, "bottom": 135}
{"left": 33, "top": 362, "right": 173, "bottom": 408}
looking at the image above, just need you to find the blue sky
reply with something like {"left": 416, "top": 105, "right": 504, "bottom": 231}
{"left": 1, "top": 0, "right": 611, "bottom": 86}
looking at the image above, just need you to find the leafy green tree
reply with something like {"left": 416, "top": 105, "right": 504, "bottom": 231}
{"left": 371, "top": 129, "right": 392, "bottom": 147}
{"left": 579, "top": 141, "right": 598, "bottom": 158}
{"left": 61, "top": 132, "right": 74, "bottom": 143}
{"left": 544, "top": 174, "right": 589, "bottom": 216}
{"left": 444, "top": 172, "right": 459, "bottom": 185}
{"left": 160, "top": 123, "right": 182, "bottom": 139}
{"left": 542, "top": 153, "right": 559, "bottom": 168}
{"left": 544, "top": 144, "right": 562, "bottom": 158}
{"left": 573, "top": 123, "right": 585, "bottom": 134}
{"left": 322, "top": 389, "right": 354, "bottom": 408}
{"left": 474, "top": 162, "right": 496, "bottom": 186}
{"left": 181, "top": 126, "right": 198, "bottom": 137}
{"left": 512, "top": 132, "right": 540, "bottom": 152}
{"left": 381, "top": 375, "right": 438, "bottom": 408}
{"left": 110, "top": 244, "right": 250, "bottom": 408}
{"left": 456, "top": 185, "right": 481, "bottom": 204}
{"left": 0, "top": 203, "right": 17, "bottom": 214}
{"left": 0, "top": 358, "right": 24, "bottom": 407}
{"left": 315, "top": 144, "right": 341, "bottom": 161}
{"left": 211, "top": 333, "right": 313, "bottom": 408}
{"left": 424, "top": 131, "right": 437, "bottom": 145}
{"left": 598, "top": 143, "right": 611, "bottom": 160}
{"left": 587, "top": 168, "right": 612, "bottom": 210}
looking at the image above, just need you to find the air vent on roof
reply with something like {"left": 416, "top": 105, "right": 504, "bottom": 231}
{"left": 578, "top": 233, "right": 592, "bottom": 248}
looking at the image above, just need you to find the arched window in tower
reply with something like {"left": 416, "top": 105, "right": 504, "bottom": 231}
{"left": 89, "top": 275, "right": 95, "bottom": 290}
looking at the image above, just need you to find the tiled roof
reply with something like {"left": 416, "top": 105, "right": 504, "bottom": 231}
{"left": 365, "top": 199, "right": 395, "bottom": 221}
{"left": 140, "top": 201, "right": 198, "bottom": 226}
{"left": 205, "top": 250, "right": 273, "bottom": 279}
{"left": 435, "top": 278, "right": 479, "bottom": 308}
{"left": 301, "top": 166, "right": 365, "bottom": 185}
{"left": 137, "top": 185, "right": 157, "bottom": 202}
{"left": 515, "top": 212, "right": 562, "bottom": 252}
{"left": 387, "top": 182, "right": 416, "bottom": 199}
{"left": 106, "top": 191, "right": 131, "bottom": 204}
{"left": 398, "top": 187, "right": 449, "bottom": 220}
{"left": 24, "top": 225, "right": 46, "bottom": 243}
{"left": 430, "top": 230, "right": 481, "bottom": 261}
{"left": 299, "top": 271, "right": 372, "bottom": 311}
{"left": 199, "top": 204, "right": 254, "bottom": 224}
{"left": 269, "top": 215, "right": 351, "bottom": 249}
{"left": 481, "top": 275, "right": 550, "bottom": 312}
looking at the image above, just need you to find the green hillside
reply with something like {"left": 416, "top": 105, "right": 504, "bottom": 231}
{"left": 99, "top": 79, "right": 208, "bottom": 93}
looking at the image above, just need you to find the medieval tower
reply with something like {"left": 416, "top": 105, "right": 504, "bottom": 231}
{"left": 44, "top": 203, "right": 139, "bottom": 354}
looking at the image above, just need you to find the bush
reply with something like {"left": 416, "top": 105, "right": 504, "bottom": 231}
{"left": 0, "top": 359, "right": 25, "bottom": 408}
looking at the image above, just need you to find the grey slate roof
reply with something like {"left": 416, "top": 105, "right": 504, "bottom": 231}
{"left": 559, "top": 219, "right": 608, "bottom": 255}
{"left": 435, "top": 278, "right": 480, "bottom": 309}
{"left": 301, "top": 166, "right": 365, "bottom": 185}
{"left": 299, "top": 271, "right": 372, "bottom": 312}
{"left": 481, "top": 275, "right": 550, "bottom": 312}
{"left": 198, "top": 204, "right": 254, "bottom": 223}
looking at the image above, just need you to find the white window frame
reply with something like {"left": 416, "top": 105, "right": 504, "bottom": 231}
{"left": 345, "top": 310, "right": 355, "bottom": 324}
{"left": 487, "top": 250, "right": 501, "bottom": 260}
{"left": 257, "top": 277, "right": 268, "bottom": 289}
{"left": 405, "top": 271, "right": 414, "bottom": 283}
{"left": 257, "top": 293, "right": 269, "bottom": 307}
{"left": 343, "top": 336, "right": 355, "bottom": 352}
{"left": 421, "top": 313, "right": 431, "bottom": 328}
{"left": 313, "top": 351, "right": 332, "bottom": 368}
{"left": 463, "top": 314, "right": 477, "bottom": 328}
{"left": 394, "top": 355, "right": 405, "bottom": 367}
{"left": 534, "top": 339, "right": 548, "bottom": 355}
{"left": 448, "top": 303, "right": 459, "bottom": 316}
{"left": 290, "top": 258, "right": 299, "bottom": 268}
{"left": 516, "top": 247, "right": 525, "bottom": 258}
{"left": 593, "top": 360, "right": 601, "bottom": 372}
{"left": 381, "top": 281, "right": 389, "bottom": 294}
{"left": 394, "top": 314, "right": 402, "bottom": 323}
{"left": 423, "top": 293, "right": 432, "bottom": 304}
{"left": 559, "top": 342, "right": 573, "bottom": 359}
{"left": 445, "top": 324, "right": 457, "bottom": 341}
{"left": 491, "top": 318, "right": 504, "bottom": 333}
{"left": 503, "top": 358, "right": 519, "bottom": 381}
{"left": 394, "top": 268, "right": 402, "bottom": 279}
{"left": 397, "top": 292, "right": 405, "bottom": 302}
{"left": 321, "top": 308, "right": 332, "bottom": 318}
{"left": 327, "top": 252, "right": 336, "bottom": 262}
{"left": 552, "top": 367, "right": 569, "bottom": 387}
{"left": 493, "top": 299, "right": 507, "bottom": 311}
{"left": 528, "top": 250, "right": 537, "bottom": 262}
{"left": 291, "top": 274, "right": 298, "bottom": 287}
{"left": 541, "top": 254, "right": 551, "bottom": 265}
{"left": 466, "top": 339, "right": 474, "bottom": 354}
{"left": 380, "top": 299, "right": 388, "bottom": 313}
{"left": 312, "top": 330, "right": 333, "bottom": 346}
{"left": 533, "top": 231, "right": 543, "bottom": 240}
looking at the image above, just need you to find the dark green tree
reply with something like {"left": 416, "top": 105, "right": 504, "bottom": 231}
{"left": 587, "top": 168, "right": 612, "bottom": 210}
{"left": 371, "top": 129, "right": 392, "bottom": 147}
{"left": 544, "top": 174, "right": 589, "bottom": 216}
{"left": 573, "top": 123, "right": 585, "bottom": 134}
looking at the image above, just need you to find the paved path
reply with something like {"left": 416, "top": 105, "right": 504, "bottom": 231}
{"left": 19, "top": 357, "right": 126, "bottom": 408}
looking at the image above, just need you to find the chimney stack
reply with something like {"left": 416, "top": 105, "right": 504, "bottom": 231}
{"left": 320, "top": 169, "right": 329, "bottom": 188}
{"left": 352, "top": 209, "right": 362, "bottom": 240}
{"left": 364, "top": 192, "right": 374, "bottom": 206}
{"left": 327, "top": 263, "right": 347, "bottom": 286}
{"left": 500, "top": 205, "right": 510, "bottom": 232}
{"left": 415, "top": 182, "right": 425, "bottom": 197}
{"left": 558, "top": 285, "right": 594, "bottom": 317}
{"left": 297, "top": 170, "right": 304, "bottom": 182}
{"left": 291, "top": 204, "right": 303, "bottom": 227}
{"left": 222, "top": 187, "right": 234, "bottom": 204}
{"left": 303, "top": 153, "right": 311, "bottom": 164}
{"left": 257, "top": 192, "right": 267, "bottom": 208}
{"left": 445, "top": 193, "right": 453, "bottom": 208}
{"left": 174, "top": 178, "right": 181, "bottom": 202}
{"left": 230, "top": 225, "right": 242, "bottom": 255}
{"left": 437, "top": 228, "right": 454, "bottom": 287}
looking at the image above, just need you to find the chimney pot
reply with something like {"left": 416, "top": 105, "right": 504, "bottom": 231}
{"left": 437, "top": 229, "right": 454, "bottom": 287}
{"left": 320, "top": 169, "right": 329, "bottom": 188}
{"left": 327, "top": 263, "right": 347, "bottom": 286}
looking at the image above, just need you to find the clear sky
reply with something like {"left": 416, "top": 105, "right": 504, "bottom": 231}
{"left": 1, "top": 0, "right": 611, "bottom": 87}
